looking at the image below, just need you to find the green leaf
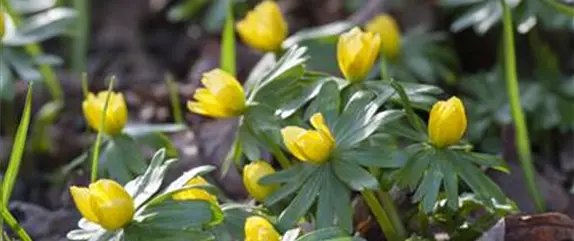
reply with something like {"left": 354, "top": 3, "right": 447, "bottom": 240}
{"left": 278, "top": 166, "right": 324, "bottom": 229}
{"left": 132, "top": 132, "right": 179, "bottom": 157}
{"left": 333, "top": 91, "right": 375, "bottom": 147}
{"left": 296, "top": 227, "right": 349, "bottom": 241}
{"left": 264, "top": 169, "right": 312, "bottom": 206}
{"left": 304, "top": 80, "right": 341, "bottom": 125}
{"left": 282, "top": 228, "right": 301, "bottom": 241}
{"left": 135, "top": 200, "right": 223, "bottom": 230}
{"left": 327, "top": 170, "right": 353, "bottom": 233}
{"left": 259, "top": 164, "right": 307, "bottom": 185}
{"left": 283, "top": 21, "right": 352, "bottom": 48}
{"left": 0, "top": 55, "right": 15, "bottom": 100}
{"left": 2, "top": 48, "right": 41, "bottom": 81}
{"left": 164, "top": 165, "right": 216, "bottom": 194}
{"left": 124, "top": 225, "right": 213, "bottom": 241}
{"left": 11, "top": 0, "right": 57, "bottom": 13}
{"left": 167, "top": 0, "right": 210, "bottom": 22}
{"left": 316, "top": 169, "right": 334, "bottom": 230}
{"left": 245, "top": 53, "right": 276, "bottom": 95}
{"left": 413, "top": 163, "right": 443, "bottom": 213}
{"left": 340, "top": 110, "right": 405, "bottom": 148}
{"left": 465, "top": 152, "right": 510, "bottom": 173}
{"left": 439, "top": 157, "right": 459, "bottom": 210}
{"left": 332, "top": 160, "right": 378, "bottom": 191}
{"left": 278, "top": 76, "right": 326, "bottom": 119}
{"left": 4, "top": 8, "right": 77, "bottom": 46}
{"left": 238, "top": 123, "right": 262, "bottom": 161}
{"left": 124, "top": 149, "right": 175, "bottom": 207}
{"left": 110, "top": 134, "right": 147, "bottom": 174}
{"left": 397, "top": 149, "right": 432, "bottom": 190}
{"left": 2, "top": 83, "right": 32, "bottom": 205}
{"left": 336, "top": 147, "right": 408, "bottom": 168}
{"left": 249, "top": 46, "right": 308, "bottom": 100}
{"left": 123, "top": 123, "right": 187, "bottom": 136}
{"left": 220, "top": 0, "right": 235, "bottom": 75}
{"left": 451, "top": 153, "right": 507, "bottom": 205}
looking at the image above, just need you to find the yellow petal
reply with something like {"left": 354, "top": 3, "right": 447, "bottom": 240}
{"left": 236, "top": 0, "right": 287, "bottom": 52}
{"left": 365, "top": 14, "right": 401, "bottom": 60}
{"left": 88, "top": 179, "right": 134, "bottom": 230}
{"left": 69, "top": 186, "right": 99, "bottom": 223}
{"left": 188, "top": 69, "right": 246, "bottom": 118}
{"left": 243, "top": 161, "right": 278, "bottom": 201}
{"left": 337, "top": 27, "right": 380, "bottom": 82}
{"left": 428, "top": 96, "right": 467, "bottom": 148}
{"left": 296, "top": 131, "right": 332, "bottom": 164}
{"left": 310, "top": 113, "right": 334, "bottom": 143}
{"left": 244, "top": 216, "right": 281, "bottom": 241}
{"left": 82, "top": 91, "right": 127, "bottom": 135}
{"left": 281, "top": 126, "right": 309, "bottom": 161}
{"left": 172, "top": 177, "right": 218, "bottom": 204}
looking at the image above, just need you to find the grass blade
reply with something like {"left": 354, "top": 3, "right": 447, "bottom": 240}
{"left": 1, "top": 83, "right": 33, "bottom": 206}
{"left": 90, "top": 77, "right": 116, "bottom": 182}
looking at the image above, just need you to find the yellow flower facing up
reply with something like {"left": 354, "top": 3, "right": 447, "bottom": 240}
{"left": 172, "top": 176, "right": 218, "bottom": 204}
{"left": 70, "top": 179, "right": 134, "bottom": 230}
{"left": 337, "top": 27, "right": 381, "bottom": 82}
{"left": 365, "top": 14, "right": 401, "bottom": 60}
{"left": 281, "top": 113, "right": 335, "bottom": 165}
{"left": 243, "top": 161, "right": 278, "bottom": 202}
{"left": 82, "top": 91, "right": 128, "bottom": 136}
{"left": 187, "top": 69, "right": 247, "bottom": 118}
{"left": 244, "top": 216, "right": 281, "bottom": 241}
{"left": 236, "top": 1, "right": 288, "bottom": 52}
{"left": 428, "top": 96, "right": 467, "bottom": 148}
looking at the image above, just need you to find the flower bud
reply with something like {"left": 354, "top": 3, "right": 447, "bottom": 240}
{"left": 281, "top": 113, "right": 335, "bottom": 164}
{"left": 428, "top": 96, "right": 467, "bottom": 148}
{"left": 243, "top": 161, "right": 278, "bottom": 201}
{"left": 244, "top": 216, "right": 281, "bottom": 241}
{"left": 172, "top": 176, "right": 218, "bottom": 204}
{"left": 337, "top": 27, "right": 381, "bottom": 82}
{"left": 82, "top": 91, "right": 127, "bottom": 136}
{"left": 187, "top": 69, "right": 246, "bottom": 118}
{"left": 365, "top": 14, "right": 401, "bottom": 60}
{"left": 236, "top": 1, "right": 288, "bottom": 52}
{"left": 70, "top": 179, "right": 134, "bottom": 230}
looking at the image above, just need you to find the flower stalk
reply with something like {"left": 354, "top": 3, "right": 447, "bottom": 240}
{"left": 500, "top": 0, "right": 544, "bottom": 212}
{"left": 360, "top": 190, "right": 404, "bottom": 241}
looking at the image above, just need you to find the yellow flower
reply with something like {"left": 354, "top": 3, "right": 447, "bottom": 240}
{"left": 236, "top": 1, "right": 288, "bottom": 52}
{"left": 187, "top": 69, "right": 247, "bottom": 118}
{"left": 82, "top": 91, "right": 127, "bottom": 136}
{"left": 172, "top": 176, "right": 218, "bottom": 204}
{"left": 243, "top": 161, "right": 278, "bottom": 201}
{"left": 428, "top": 96, "right": 467, "bottom": 148}
{"left": 281, "top": 113, "right": 335, "bottom": 164}
{"left": 69, "top": 179, "right": 134, "bottom": 230}
{"left": 365, "top": 14, "right": 401, "bottom": 60}
{"left": 337, "top": 27, "right": 381, "bottom": 82}
{"left": 244, "top": 216, "right": 281, "bottom": 241}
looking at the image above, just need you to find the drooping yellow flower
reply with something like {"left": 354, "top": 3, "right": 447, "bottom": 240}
{"left": 428, "top": 96, "right": 467, "bottom": 148}
{"left": 365, "top": 14, "right": 401, "bottom": 60}
{"left": 187, "top": 69, "right": 247, "bottom": 118}
{"left": 69, "top": 179, "right": 134, "bottom": 230}
{"left": 244, "top": 216, "right": 281, "bottom": 241}
{"left": 243, "top": 161, "right": 278, "bottom": 201}
{"left": 337, "top": 27, "right": 381, "bottom": 82}
{"left": 281, "top": 113, "right": 335, "bottom": 164}
{"left": 236, "top": 1, "right": 288, "bottom": 52}
{"left": 82, "top": 91, "right": 127, "bottom": 136}
{"left": 172, "top": 176, "right": 218, "bottom": 204}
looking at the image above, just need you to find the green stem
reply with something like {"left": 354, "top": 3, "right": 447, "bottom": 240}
{"left": 500, "top": 0, "right": 545, "bottom": 212}
{"left": 90, "top": 78, "right": 115, "bottom": 182}
{"left": 220, "top": 0, "right": 236, "bottom": 75}
{"left": 361, "top": 190, "right": 404, "bottom": 241}
{"left": 540, "top": 0, "right": 574, "bottom": 16}
{"left": 261, "top": 132, "right": 291, "bottom": 169}
{"left": 377, "top": 190, "right": 407, "bottom": 239}
{"left": 165, "top": 73, "right": 184, "bottom": 124}
{"left": 1, "top": 0, "right": 63, "bottom": 102}
{"left": 0, "top": 208, "right": 32, "bottom": 241}
{"left": 379, "top": 52, "right": 390, "bottom": 81}
{"left": 72, "top": 0, "right": 89, "bottom": 73}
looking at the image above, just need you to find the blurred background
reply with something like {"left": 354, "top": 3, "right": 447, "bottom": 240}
{"left": 0, "top": 0, "right": 573, "bottom": 240}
